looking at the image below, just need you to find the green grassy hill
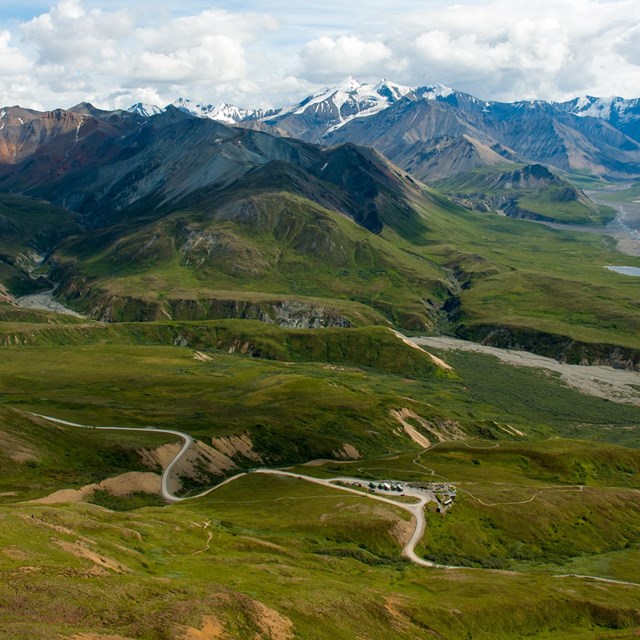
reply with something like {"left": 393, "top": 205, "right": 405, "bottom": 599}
{"left": 50, "top": 190, "right": 445, "bottom": 329}
{"left": 30, "top": 170, "right": 638, "bottom": 365}
{"left": 435, "top": 164, "right": 614, "bottom": 225}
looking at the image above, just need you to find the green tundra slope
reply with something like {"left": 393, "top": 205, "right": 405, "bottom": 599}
{"left": 435, "top": 163, "right": 615, "bottom": 224}
{"left": 38, "top": 179, "right": 640, "bottom": 365}
{"left": 1, "top": 337, "right": 640, "bottom": 639}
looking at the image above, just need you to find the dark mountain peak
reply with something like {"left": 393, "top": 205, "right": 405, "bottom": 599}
{"left": 511, "top": 163, "right": 555, "bottom": 181}
{"left": 68, "top": 102, "right": 104, "bottom": 115}
{"left": 158, "top": 104, "right": 198, "bottom": 121}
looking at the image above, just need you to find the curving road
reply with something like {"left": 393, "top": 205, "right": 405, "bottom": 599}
{"left": 31, "top": 413, "right": 439, "bottom": 566}
{"left": 31, "top": 413, "right": 193, "bottom": 501}
{"left": 29, "top": 413, "right": 640, "bottom": 584}
{"left": 254, "top": 469, "right": 440, "bottom": 567}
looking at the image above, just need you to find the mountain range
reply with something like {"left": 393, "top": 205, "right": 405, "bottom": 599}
{"left": 125, "top": 78, "right": 640, "bottom": 181}
{"left": 0, "top": 78, "right": 639, "bottom": 364}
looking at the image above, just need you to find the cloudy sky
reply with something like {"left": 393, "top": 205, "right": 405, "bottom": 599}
{"left": 2, "top": 0, "right": 640, "bottom": 111}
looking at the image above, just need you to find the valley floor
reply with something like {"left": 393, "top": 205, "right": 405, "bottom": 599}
{"left": 412, "top": 335, "right": 640, "bottom": 406}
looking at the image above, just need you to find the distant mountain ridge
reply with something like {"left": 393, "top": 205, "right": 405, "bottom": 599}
{"left": 0, "top": 91, "right": 638, "bottom": 360}
{"left": 121, "top": 78, "right": 640, "bottom": 181}
{"left": 128, "top": 98, "right": 267, "bottom": 124}
{"left": 125, "top": 78, "right": 640, "bottom": 144}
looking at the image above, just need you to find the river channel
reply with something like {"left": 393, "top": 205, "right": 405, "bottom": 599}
{"left": 587, "top": 185, "right": 640, "bottom": 257}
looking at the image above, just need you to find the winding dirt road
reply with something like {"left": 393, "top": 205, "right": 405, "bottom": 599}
{"left": 31, "top": 413, "right": 439, "bottom": 566}
{"left": 29, "top": 413, "right": 640, "bottom": 585}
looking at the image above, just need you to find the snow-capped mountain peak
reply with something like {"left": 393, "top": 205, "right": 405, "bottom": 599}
{"left": 557, "top": 95, "right": 640, "bottom": 126}
{"left": 171, "top": 97, "right": 216, "bottom": 118}
{"left": 170, "top": 98, "right": 263, "bottom": 124}
{"left": 127, "top": 103, "right": 164, "bottom": 118}
{"left": 272, "top": 77, "right": 414, "bottom": 133}
{"left": 208, "top": 103, "right": 264, "bottom": 124}
{"left": 335, "top": 76, "right": 361, "bottom": 92}
{"left": 420, "top": 82, "right": 454, "bottom": 100}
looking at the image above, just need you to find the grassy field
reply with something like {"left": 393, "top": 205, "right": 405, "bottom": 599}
{"left": 1, "top": 472, "right": 639, "bottom": 639}
{"left": 290, "top": 438, "right": 640, "bottom": 580}
{"left": 1, "top": 326, "right": 639, "bottom": 637}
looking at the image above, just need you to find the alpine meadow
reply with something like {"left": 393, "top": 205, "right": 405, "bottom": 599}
{"left": 1, "top": 2, "right": 640, "bottom": 639}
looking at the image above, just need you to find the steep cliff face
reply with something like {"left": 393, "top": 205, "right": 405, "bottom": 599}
{"left": 56, "top": 284, "right": 359, "bottom": 328}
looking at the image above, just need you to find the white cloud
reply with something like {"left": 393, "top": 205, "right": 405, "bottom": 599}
{"left": 2, "top": 0, "right": 640, "bottom": 110}
{"left": 135, "top": 9, "right": 276, "bottom": 52}
{"left": 389, "top": 0, "right": 640, "bottom": 100}
{"left": 0, "top": 30, "right": 32, "bottom": 75}
{"left": 300, "top": 36, "right": 392, "bottom": 80}
{"left": 131, "top": 35, "right": 247, "bottom": 85}
{"left": 3, "top": 0, "right": 279, "bottom": 110}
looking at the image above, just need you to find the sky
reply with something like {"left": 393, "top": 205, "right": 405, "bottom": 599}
{"left": 1, "top": 0, "right": 640, "bottom": 111}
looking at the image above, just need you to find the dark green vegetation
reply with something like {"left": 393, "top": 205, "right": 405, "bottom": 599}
{"left": 426, "top": 348, "right": 640, "bottom": 446}
{"left": 0, "top": 316, "right": 440, "bottom": 376}
{"left": 0, "top": 193, "right": 80, "bottom": 295}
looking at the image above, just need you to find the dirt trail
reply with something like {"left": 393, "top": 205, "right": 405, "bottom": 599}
{"left": 411, "top": 336, "right": 640, "bottom": 407}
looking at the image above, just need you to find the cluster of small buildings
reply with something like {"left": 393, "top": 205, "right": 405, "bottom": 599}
{"left": 354, "top": 477, "right": 458, "bottom": 514}
{"left": 368, "top": 481, "right": 404, "bottom": 492}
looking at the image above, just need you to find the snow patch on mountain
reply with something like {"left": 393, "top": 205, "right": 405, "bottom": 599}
{"left": 421, "top": 83, "right": 454, "bottom": 100}
{"left": 127, "top": 99, "right": 265, "bottom": 124}
{"left": 559, "top": 96, "right": 640, "bottom": 124}
{"left": 128, "top": 103, "right": 164, "bottom": 118}
{"left": 171, "top": 98, "right": 263, "bottom": 123}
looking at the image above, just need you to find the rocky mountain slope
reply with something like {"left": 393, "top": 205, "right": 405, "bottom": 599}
{"left": 437, "top": 163, "right": 609, "bottom": 224}
{"left": 323, "top": 89, "right": 640, "bottom": 181}
{"left": 0, "top": 100, "right": 639, "bottom": 362}
{"left": 558, "top": 95, "right": 640, "bottom": 142}
{"left": 124, "top": 79, "right": 640, "bottom": 182}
